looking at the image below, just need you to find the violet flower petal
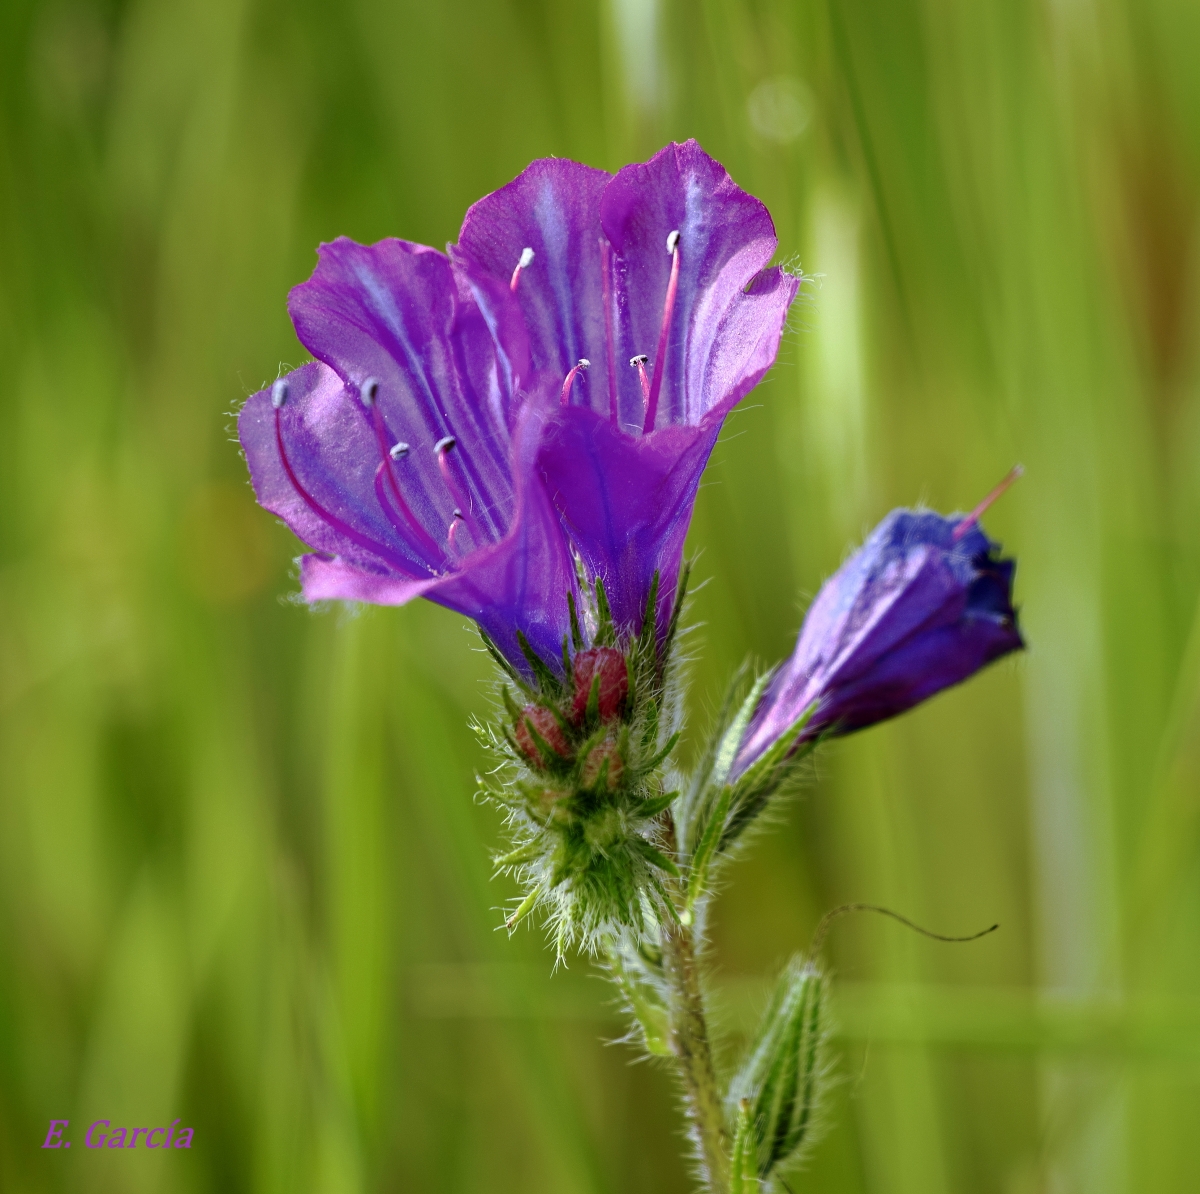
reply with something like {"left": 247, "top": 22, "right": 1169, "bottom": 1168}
{"left": 453, "top": 141, "right": 798, "bottom": 635}
{"left": 599, "top": 139, "right": 784, "bottom": 429}
{"left": 455, "top": 158, "right": 617, "bottom": 417}
{"left": 732, "top": 510, "right": 1024, "bottom": 777}
{"left": 238, "top": 237, "right": 578, "bottom": 673}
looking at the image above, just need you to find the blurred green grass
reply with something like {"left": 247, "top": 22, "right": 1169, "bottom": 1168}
{"left": 1, "top": 0, "right": 1198, "bottom": 1190}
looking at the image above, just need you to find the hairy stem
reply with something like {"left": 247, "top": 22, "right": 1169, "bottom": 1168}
{"left": 661, "top": 915, "right": 730, "bottom": 1192}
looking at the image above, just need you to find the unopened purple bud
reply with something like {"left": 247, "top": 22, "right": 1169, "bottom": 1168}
{"left": 572, "top": 647, "right": 628, "bottom": 724}
{"left": 514, "top": 705, "right": 572, "bottom": 767}
{"left": 732, "top": 505, "right": 1024, "bottom": 779}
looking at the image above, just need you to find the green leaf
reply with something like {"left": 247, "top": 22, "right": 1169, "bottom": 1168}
{"left": 726, "top": 958, "right": 825, "bottom": 1179}
{"left": 605, "top": 938, "right": 672, "bottom": 1057}
{"left": 516, "top": 631, "right": 564, "bottom": 696}
{"left": 640, "top": 697, "right": 660, "bottom": 755}
{"left": 504, "top": 885, "right": 542, "bottom": 930}
{"left": 567, "top": 589, "right": 585, "bottom": 651}
{"left": 660, "top": 558, "right": 692, "bottom": 670}
{"left": 638, "top": 570, "right": 661, "bottom": 657}
{"left": 711, "top": 672, "right": 773, "bottom": 792}
{"left": 594, "top": 576, "right": 616, "bottom": 646}
{"left": 675, "top": 661, "right": 751, "bottom": 852}
{"left": 685, "top": 783, "right": 732, "bottom": 915}
{"left": 719, "top": 701, "right": 819, "bottom": 853}
{"left": 677, "top": 668, "right": 769, "bottom": 880}
{"left": 638, "top": 790, "right": 679, "bottom": 820}
{"left": 493, "top": 841, "right": 541, "bottom": 869}
{"left": 729, "top": 1099, "right": 761, "bottom": 1194}
{"left": 479, "top": 628, "right": 532, "bottom": 695}
{"left": 632, "top": 835, "right": 681, "bottom": 878}
{"left": 500, "top": 685, "right": 524, "bottom": 723}
{"left": 637, "top": 730, "right": 681, "bottom": 777}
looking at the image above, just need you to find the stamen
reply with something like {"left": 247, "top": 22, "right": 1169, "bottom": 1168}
{"left": 643, "top": 230, "right": 680, "bottom": 434}
{"left": 272, "top": 405, "right": 409, "bottom": 570}
{"left": 951, "top": 465, "right": 1024, "bottom": 541}
{"left": 510, "top": 246, "right": 535, "bottom": 292}
{"left": 364, "top": 386, "right": 442, "bottom": 562}
{"left": 448, "top": 510, "right": 464, "bottom": 553}
{"left": 435, "top": 436, "right": 480, "bottom": 546}
{"left": 560, "top": 359, "right": 590, "bottom": 406}
{"left": 629, "top": 354, "right": 651, "bottom": 404}
{"left": 600, "top": 239, "right": 619, "bottom": 424}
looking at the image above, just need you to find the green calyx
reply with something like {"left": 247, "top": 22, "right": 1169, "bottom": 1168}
{"left": 479, "top": 563, "right": 816, "bottom": 962}
{"left": 478, "top": 570, "right": 689, "bottom": 953}
{"left": 726, "top": 959, "right": 827, "bottom": 1181}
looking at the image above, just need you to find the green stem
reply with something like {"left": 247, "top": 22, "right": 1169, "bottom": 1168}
{"left": 661, "top": 914, "right": 730, "bottom": 1192}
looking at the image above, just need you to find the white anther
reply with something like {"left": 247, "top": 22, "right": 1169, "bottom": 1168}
{"left": 629, "top": 354, "right": 649, "bottom": 366}
{"left": 518, "top": 246, "right": 535, "bottom": 269}
{"left": 435, "top": 435, "right": 457, "bottom": 454}
{"left": 666, "top": 229, "right": 680, "bottom": 254}
{"left": 361, "top": 377, "right": 379, "bottom": 407}
{"left": 271, "top": 379, "right": 289, "bottom": 409}
{"left": 389, "top": 441, "right": 410, "bottom": 460}
{"left": 453, "top": 508, "right": 463, "bottom": 519}
{"left": 577, "top": 358, "right": 590, "bottom": 369}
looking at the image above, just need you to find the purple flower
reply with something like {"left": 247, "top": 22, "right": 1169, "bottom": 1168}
{"left": 452, "top": 140, "right": 798, "bottom": 636}
{"left": 240, "top": 143, "right": 795, "bottom": 674}
{"left": 732, "top": 476, "right": 1025, "bottom": 779}
{"left": 237, "top": 237, "right": 579, "bottom": 673}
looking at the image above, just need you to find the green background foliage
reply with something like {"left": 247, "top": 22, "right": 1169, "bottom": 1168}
{"left": 2, "top": 0, "right": 1198, "bottom": 1189}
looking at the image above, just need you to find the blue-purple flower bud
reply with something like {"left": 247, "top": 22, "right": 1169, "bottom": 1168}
{"left": 733, "top": 504, "right": 1023, "bottom": 779}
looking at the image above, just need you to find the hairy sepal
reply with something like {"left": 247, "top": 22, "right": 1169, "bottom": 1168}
{"left": 605, "top": 934, "right": 672, "bottom": 1057}
{"left": 680, "top": 671, "right": 819, "bottom": 913}
{"left": 726, "top": 959, "right": 827, "bottom": 1180}
{"left": 478, "top": 580, "right": 692, "bottom": 954}
{"left": 730, "top": 1100, "right": 762, "bottom": 1193}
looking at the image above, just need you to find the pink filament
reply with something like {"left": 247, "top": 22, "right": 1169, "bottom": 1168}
{"left": 951, "top": 465, "right": 1024, "bottom": 541}
{"left": 369, "top": 404, "right": 442, "bottom": 561}
{"left": 560, "top": 361, "right": 589, "bottom": 407}
{"left": 632, "top": 358, "right": 651, "bottom": 403}
{"left": 642, "top": 243, "right": 680, "bottom": 434}
{"left": 273, "top": 408, "right": 408, "bottom": 571}
{"left": 437, "top": 441, "right": 481, "bottom": 547}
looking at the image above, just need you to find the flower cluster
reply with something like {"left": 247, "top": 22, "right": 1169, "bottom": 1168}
{"left": 241, "top": 140, "right": 1027, "bottom": 1190}
{"left": 239, "top": 140, "right": 1024, "bottom": 950}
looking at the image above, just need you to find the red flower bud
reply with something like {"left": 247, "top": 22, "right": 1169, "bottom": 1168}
{"left": 581, "top": 738, "right": 624, "bottom": 790}
{"left": 571, "top": 647, "right": 628, "bottom": 724}
{"left": 514, "top": 705, "right": 571, "bottom": 767}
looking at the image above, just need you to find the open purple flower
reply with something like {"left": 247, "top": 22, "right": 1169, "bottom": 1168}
{"left": 237, "top": 237, "right": 579, "bottom": 674}
{"left": 452, "top": 140, "right": 798, "bottom": 636}
{"left": 732, "top": 473, "right": 1025, "bottom": 779}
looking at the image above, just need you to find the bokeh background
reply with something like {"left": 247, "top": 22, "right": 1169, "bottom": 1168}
{"left": 2, "top": 0, "right": 1199, "bottom": 1190}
